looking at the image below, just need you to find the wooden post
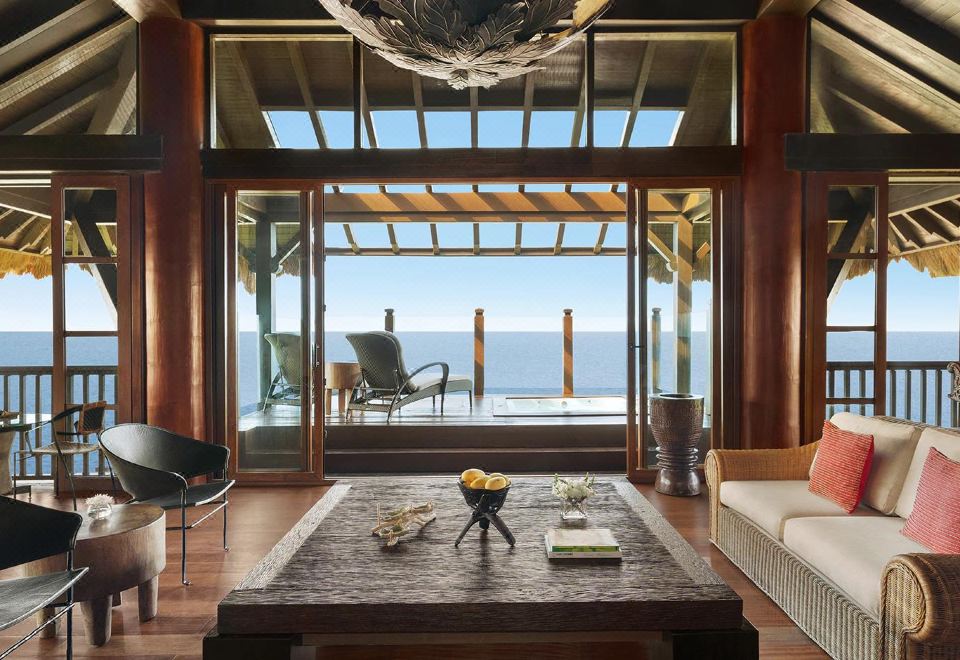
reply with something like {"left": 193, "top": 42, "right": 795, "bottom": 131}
{"left": 651, "top": 307, "right": 662, "bottom": 394}
{"left": 675, "top": 214, "right": 693, "bottom": 393}
{"left": 563, "top": 309, "right": 574, "bottom": 396}
{"left": 256, "top": 219, "right": 276, "bottom": 402}
{"left": 474, "top": 309, "right": 484, "bottom": 396}
{"left": 741, "top": 16, "right": 806, "bottom": 449}
{"left": 384, "top": 308, "right": 394, "bottom": 333}
{"left": 141, "top": 17, "right": 206, "bottom": 439}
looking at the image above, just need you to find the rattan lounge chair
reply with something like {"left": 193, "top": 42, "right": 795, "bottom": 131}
{"left": 345, "top": 331, "right": 472, "bottom": 421}
{"left": 262, "top": 333, "right": 301, "bottom": 410}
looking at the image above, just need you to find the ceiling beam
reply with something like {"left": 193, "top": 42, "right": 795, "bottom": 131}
{"left": 287, "top": 41, "right": 327, "bottom": 148}
{"left": 87, "top": 35, "right": 138, "bottom": 134}
{"left": 0, "top": 19, "right": 133, "bottom": 115}
{"left": 204, "top": 146, "right": 744, "bottom": 181}
{"left": 785, "top": 133, "right": 960, "bottom": 171}
{"left": 889, "top": 184, "right": 960, "bottom": 214}
{"left": 112, "top": 0, "right": 181, "bottom": 21}
{"left": 0, "top": 189, "right": 51, "bottom": 218}
{"left": 221, "top": 41, "right": 275, "bottom": 147}
{"left": 518, "top": 73, "right": 536, "bottom": 194}
{"left": 0, "top": 72, "right": 113, "bottom": 135}
{"left": 757, "top": 0, "right": 822, "bottom": 16}
{"left": 0, "top": 135, "right": 162, "bottom": 171}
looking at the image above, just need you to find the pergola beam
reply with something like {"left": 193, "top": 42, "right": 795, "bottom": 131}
{"left": 325, "top": 247, "right": 626, "bottom": 257}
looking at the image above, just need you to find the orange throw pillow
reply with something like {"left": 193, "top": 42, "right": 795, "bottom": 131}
{"left": 901, "top": 448, "right": 960, "bottom": 553}
{"left": 808, "top": 420, "right": 874, "bottom": 513}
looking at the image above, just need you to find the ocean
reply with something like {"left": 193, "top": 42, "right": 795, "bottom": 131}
{"left": 1, "top": 330, "right": 957, "bottom": 421}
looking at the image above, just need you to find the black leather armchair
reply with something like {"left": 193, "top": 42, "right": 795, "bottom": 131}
{"left": 0, "top": 497, "right": 87, "bottom": 659}
{"left": 99, "top": 424, "right": 235, "bottom": 586}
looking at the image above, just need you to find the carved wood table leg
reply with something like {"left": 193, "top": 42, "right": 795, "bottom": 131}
{"left": 36, "top": 606, "right": 58, "bottom": 638}
{"left": 82, "top": 594, "right": 114, "bottom": 646}
{"left": 138, "top": 575, "right": 159, "bottom": 622}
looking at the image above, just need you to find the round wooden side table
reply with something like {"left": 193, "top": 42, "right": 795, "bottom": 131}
{"left": 324, "top": 361, "right": 361, "bottom": 416}
{"left": 27, "top": 503, "right": 166, "bottom": 647}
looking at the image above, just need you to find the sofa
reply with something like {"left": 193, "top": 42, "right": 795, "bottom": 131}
{"left": 705, "top": 413, "right": 960, "bottom": 660}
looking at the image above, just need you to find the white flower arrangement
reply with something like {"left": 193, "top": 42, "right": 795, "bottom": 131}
{"left": 85, "top": 494, "right": 115, "bottom": 509}
{"left": 552, "top": 473, "right": 596, "bottom": 503}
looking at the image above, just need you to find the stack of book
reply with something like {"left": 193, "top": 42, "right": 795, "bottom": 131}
{"left": 544, "top": 528, "right": 622, "bottom": 561}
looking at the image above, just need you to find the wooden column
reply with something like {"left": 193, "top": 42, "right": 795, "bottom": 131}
{"left": 256, "top": 219, "right": 276, "bottom": 402}
{"left": 675, "top": 214, "right": 693, "bottom": 393}
{"left": 384, "top": 308, "right": 394, "bottom": 333}
{"left": 141, "top": 18, "right": 206, "bottom": 439}
{"left": 741, "top": 16, "right": 806, "bottom": 449}
{"left": 473, "top": 308, "right": 484, "bottom": 396}
{"left": 651, "top": 307, "right": 662, "bottom": 394}
{"left": 563, "top": 309, "right": 574, "bottom": 396}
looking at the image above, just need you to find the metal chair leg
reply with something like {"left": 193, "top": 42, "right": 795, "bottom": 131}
{"left": 57, "top": 450, "right": 78, "bottom": 511}
{"left": 181, "top": 497, "right": 190, "bottom": 586}
{"left": 222, "top": 497, "right": 229, "bottom": 551}
{"left": 66, "top": 604, "right": 73, "bottom": 660}
{"left": 469, "top": 391, "right": 474, "bottom": 410}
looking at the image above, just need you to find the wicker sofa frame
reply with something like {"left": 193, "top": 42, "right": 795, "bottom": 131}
{"left": 705, "top": 443, "right": 960, "bottom": 660}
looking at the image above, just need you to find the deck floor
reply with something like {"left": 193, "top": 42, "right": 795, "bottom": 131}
{"left": 241, "top": 395, "right": 627, "bottom": 429}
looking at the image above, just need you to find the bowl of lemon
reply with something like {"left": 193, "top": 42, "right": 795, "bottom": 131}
{"left": 454, "top": 469, "right": 516, "bottom": 546}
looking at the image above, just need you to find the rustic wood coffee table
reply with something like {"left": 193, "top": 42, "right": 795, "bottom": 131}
{"left": 205, "top": 478, "right": 756, "bottom": 660}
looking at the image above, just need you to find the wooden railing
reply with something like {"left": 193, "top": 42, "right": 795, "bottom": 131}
{"left": 1, "top": 365, "right": 117, "bottom": 480}
{"left": 826, "top": 361, "right": 960, "bottom": 427}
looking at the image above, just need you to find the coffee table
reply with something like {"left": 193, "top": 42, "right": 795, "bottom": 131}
{"left": 26, "top": 503, "right": 165, "bottom": 646}
{"left": 205, "top": 478, "right": 756, "bottom": 659}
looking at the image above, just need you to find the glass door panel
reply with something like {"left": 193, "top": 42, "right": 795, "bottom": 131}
{"left": 232, "top": 191, "right": 312, "bottom": 473}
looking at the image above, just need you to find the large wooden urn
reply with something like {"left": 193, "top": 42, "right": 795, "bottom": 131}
{"left": 649, "top": 393, "right": 704, "bottom": 496}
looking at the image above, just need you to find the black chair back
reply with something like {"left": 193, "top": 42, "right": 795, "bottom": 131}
{"left": 100, "top": 424, "right": 227, "bottom": 479}
{"left": 346, "top": 331, "right": 412, "bottom": 393}
{"left": 0, "top": 498, "right": 83, "bottom": 571}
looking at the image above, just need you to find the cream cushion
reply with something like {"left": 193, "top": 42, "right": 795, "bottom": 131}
{"left": 719, "top": 480, "right": 877, "bottom": 540}
{"left": 783, "top": 516, "right": 927, "bottom": 616}
{"left": 829, "top": 413, "right": 922, "bottom": 514}
{"left": 894, "top": 426, "right": 960, "bottom": 519}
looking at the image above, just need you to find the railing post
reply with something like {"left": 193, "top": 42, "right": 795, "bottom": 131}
{"left": 474, "top": 309, "right": 484, "bottom": 397}
{"left": 563, "top": 309, "right": 573, "bottom": 397}
{"left": 384, "top": 308, "right": 394, "bottom": 333}
{"left": 651, "top": 307, "right": 662, "bottom": 394}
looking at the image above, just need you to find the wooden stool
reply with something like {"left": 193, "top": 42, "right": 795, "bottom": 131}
{"left": 324, "top": 361, "right": 361, "bottom": 416}
{"left": 26, "top": 503, "right": 166, "bottom": 647}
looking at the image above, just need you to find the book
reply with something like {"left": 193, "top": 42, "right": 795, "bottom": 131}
{"left": 544, "top": 528, "right": 622, "bottom": 560}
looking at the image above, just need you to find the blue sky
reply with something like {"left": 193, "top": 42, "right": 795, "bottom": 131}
{"left": 0, "top": 111, "right": 957, "bottom": 335}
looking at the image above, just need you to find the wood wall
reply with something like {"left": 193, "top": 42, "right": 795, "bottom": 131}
{"left": 141, "top": 18, "right": 207, "bottom": 440}
{"left": 740, "top": 16, "right": 807, "bottom": 449}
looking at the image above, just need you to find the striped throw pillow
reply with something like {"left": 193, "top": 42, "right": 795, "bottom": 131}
{"left": 901, "top": 448, "right": 960, "bottom": 553}
{"left": 808, "top": 420, "right": 874, "bottom": 513}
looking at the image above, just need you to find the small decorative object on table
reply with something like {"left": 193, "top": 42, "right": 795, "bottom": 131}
{"left": 552, "top": 473, "right": 596, "bottom": 520}
{"left": 454, "top": 468, "right": 515, "bottom": 546}
{"left": 372, "top": 502, "right": 436, "bottom": 546}
{"left": 649, "top": 393, "right": 704, "bottom": 496}
{"left": 85, "top": 493, "right": 115, "bottom": 520}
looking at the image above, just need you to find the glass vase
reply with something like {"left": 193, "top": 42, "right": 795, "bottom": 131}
{"left": 87, "top": 502, "right": 113, "bottom": 520}
{"left": 560, "top": 498, "right": 588, "bottom": 521}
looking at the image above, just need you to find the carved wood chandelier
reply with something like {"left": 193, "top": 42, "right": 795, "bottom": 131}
{"left": 318, "top": 0, "right": 614, "bottom": 89}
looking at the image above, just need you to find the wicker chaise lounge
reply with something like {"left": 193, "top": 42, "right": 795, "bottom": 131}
{"left": 705, "top": 414, "right": 960, "bottom": 660}
{"left": 345, "top": 331, "right": 472, "bottom": 421}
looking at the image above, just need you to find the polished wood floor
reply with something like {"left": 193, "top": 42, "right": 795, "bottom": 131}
{"left": 1, "top": 482, "right": 828, "bottom": 659}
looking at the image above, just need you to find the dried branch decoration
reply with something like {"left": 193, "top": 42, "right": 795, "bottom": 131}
{"left": 372, "top": 501, "right": 437, "bottom": 546}
{"left": 318, "top": 0, "right": 615, "bottom": 89}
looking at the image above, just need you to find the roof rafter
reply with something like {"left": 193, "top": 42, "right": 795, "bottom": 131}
{"left": 87, "top": 35, "right": 137, "bottom": 134}
{"left": 0, "top": 71, "right": 113, "bottom": 135}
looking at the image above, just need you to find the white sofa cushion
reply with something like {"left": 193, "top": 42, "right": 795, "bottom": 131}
{"left": 829, "top": 413, "right": 922, "bottom": 514}
{"left": 783, "top": 516, "right": 928, "bottom": 617}
{"left": 719, "top": 480, "right": 877, "bottom": 540}
{"left": 895, "top": 426, "right": 960, "bottom": 519}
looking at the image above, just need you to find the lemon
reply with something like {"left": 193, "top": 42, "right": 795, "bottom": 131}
{"left": 461, "top": 468, "right": 485, "bottom": 484}
{"left": 485, "top": 476, "right": 508, "bottom": 491}
{"left": 488, "top": 472, "right": 510, "bottom": 484}
{"left": 469, "top": 476, "right": 489, "bottom": 490}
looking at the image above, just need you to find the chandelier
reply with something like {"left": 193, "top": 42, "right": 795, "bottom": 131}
{"left": 319, "top": 0, "right": 614, "bottom": 89}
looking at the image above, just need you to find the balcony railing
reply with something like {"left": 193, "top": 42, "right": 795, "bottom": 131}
{"left": 1, "top": 365, "right": 117, "bottom": 480}
{"left": 827, "top": 361, "right": 960, "bottom": 427}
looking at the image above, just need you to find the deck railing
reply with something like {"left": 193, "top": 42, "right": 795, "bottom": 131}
{"left": 1, "top": 365, "right": 117, "bottom": 480}
{"left": 826, "top": 360, "right": 959, "bottom": 427}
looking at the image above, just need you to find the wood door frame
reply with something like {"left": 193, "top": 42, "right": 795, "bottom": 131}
{"left": 216, "top": 183, "right": 332, "bottom": 485}
{"left": 626, "top": 177, "right": 741, "bottom": 483}
{"left": 51, "top": 173, "right": 143, "bottom": 493}
{"left": 802, "top": 172, "right": 888, "bottom": 443}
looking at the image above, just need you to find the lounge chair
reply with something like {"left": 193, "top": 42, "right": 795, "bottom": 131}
{"left": 262, "top": 333, "right": 301, "bottom": 410}
{"left": 345, "top": 331, "right": 472, "bottom": 421}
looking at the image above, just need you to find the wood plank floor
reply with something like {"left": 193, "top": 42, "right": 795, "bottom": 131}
{"left": 1, "top": 482, "right": 828, "bottom": 659}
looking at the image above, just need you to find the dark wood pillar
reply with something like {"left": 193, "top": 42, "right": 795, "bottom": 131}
{"left": 140, "top": 18, "right": 206, "bottom": 439}
{"left": 740, "top": 16, "right": 806, "bottom": 449}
